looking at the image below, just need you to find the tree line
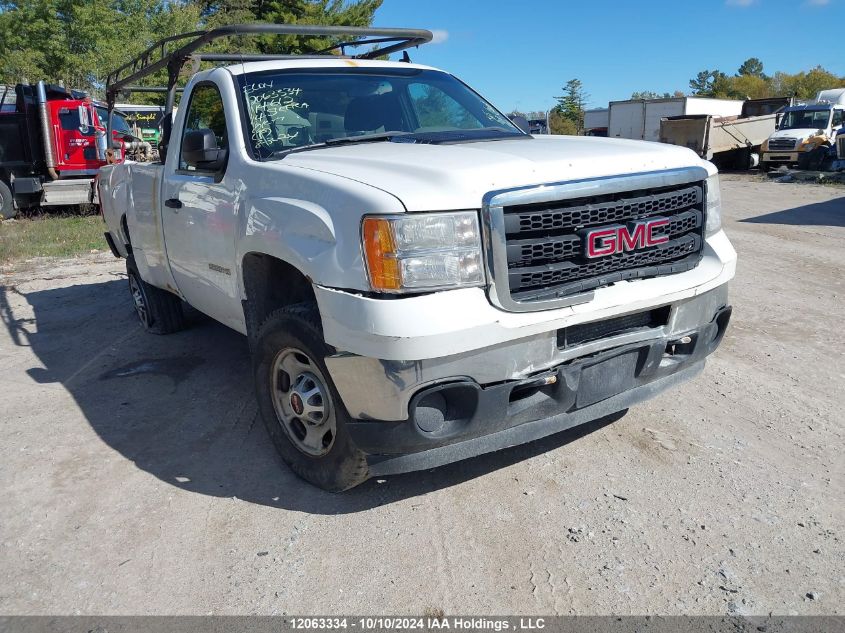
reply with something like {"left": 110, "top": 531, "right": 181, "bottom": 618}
{"left": 688, "top": 58, "right": 844, "bottom": 100}
{"left": 551, "top": 58, "right": 845, "bottom": 135}
{"left": 0, "top": 0, "right": 382, "bottom": 95}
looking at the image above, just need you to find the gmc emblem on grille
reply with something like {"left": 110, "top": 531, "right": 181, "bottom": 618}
{"left": 583, "top": 218, "right": 670, "bottom": 258}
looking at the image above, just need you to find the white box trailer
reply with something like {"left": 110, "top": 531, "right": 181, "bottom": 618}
{"left": 816, "top": 88, "right": 845, "bottom": 105}
{"left": 584, "top": 108, "right": 609, "bottom": 134}
{"left": 609, "top": 97, "right": 743, "bottom": 142}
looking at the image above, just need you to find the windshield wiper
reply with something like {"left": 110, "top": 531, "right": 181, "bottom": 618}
{"left": 407, "top": 127, "right": 529, "bottom": 145}
{"left": 266, "top": 131, "right": 413, "bottom": 159}
{"left": 265, "top": 128, "right": 527, "bottom": 159}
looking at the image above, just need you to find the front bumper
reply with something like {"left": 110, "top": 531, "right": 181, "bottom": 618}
{"left": 355, "top": 303, "right": 730, "bottom": 475}
{"left": 762, "top": 151, "right": 799, "bottom": 164}
{"left": 327, "top": 283, "right": 729, "bottom": 422}
{"left": 326, "top": 284, "right": 732, "bottom": 474}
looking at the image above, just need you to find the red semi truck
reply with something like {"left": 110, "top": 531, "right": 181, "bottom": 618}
{"left": 0, "top": 81, "right": 144, "bottom": 219}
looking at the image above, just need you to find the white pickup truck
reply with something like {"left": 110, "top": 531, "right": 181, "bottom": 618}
{"left": 98, "top": 25, "right": 736, "bottom": 491}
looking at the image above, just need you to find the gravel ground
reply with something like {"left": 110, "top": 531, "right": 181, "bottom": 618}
{"left": 0, "top": 176, "right": 842, "bottom": 615}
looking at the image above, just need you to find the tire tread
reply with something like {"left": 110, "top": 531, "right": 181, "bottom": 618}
{"left": 126, "top": 256, "right": 186, "bottom": 334}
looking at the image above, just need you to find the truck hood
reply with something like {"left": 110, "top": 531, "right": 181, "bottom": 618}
{"left": 282, "top": 135, "right": 710, "bottom": 211}
{"left": 768, "top": 127, "right": 824, "bottom": 143}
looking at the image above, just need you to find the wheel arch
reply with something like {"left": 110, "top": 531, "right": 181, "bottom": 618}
{"left": 240, "top": 252, "right": 317, "bottom": 346}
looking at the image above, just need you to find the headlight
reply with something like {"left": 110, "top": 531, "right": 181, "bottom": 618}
{"left": 705, "top": 173, "right": 722, "bottom": 237}
{"left": 362, "top": 211, "right": 484, "bottom": 292}
{"left": 799, "top": 135, "right": 825, "bottom": 151}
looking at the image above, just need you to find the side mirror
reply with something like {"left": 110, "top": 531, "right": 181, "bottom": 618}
{"left": 182, "top": 129, "right": 227, "bottom": 171}
{"left": 77, "top": 104, "right": 91, "bottom": 134}
{"left": 511, "top": 115, "right": 531, "bottom": 134}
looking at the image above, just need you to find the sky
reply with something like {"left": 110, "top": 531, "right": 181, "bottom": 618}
{"left": 372, "top": 0, "right": 844, "bottom": 113}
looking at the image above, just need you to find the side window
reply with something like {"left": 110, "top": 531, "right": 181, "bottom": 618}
{"left": 833, "top": 110, "right": 844, "bottom": 127}
{"left": 407, "top": 83, "right": 482, "bottom": 131}
{"left": 180, "top": 84, "right": 228, "bottom": 171}
{"left": 58, "top": 106, "right": 94, "bottom": 136}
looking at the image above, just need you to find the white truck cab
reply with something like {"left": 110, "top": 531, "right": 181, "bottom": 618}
{"left": 98, "top": 24, "right": 736, "bottom": 491}
{"left": 761, "top": 88, "right": 845, "bottom": 170}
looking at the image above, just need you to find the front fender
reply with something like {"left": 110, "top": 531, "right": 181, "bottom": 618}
{"left": 235, "top": 163, "right": 405, "bottom": 300}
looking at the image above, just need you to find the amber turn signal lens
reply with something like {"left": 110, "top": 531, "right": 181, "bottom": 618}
{"left": 362, "top": 217, "right": 401, "bottom": 291}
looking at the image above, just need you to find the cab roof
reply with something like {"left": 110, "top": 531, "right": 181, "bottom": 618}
{"left": 225, "top": 58, "right": 438, "bottom": 76}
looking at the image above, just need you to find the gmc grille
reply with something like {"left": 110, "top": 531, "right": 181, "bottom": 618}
{"left": 837, "top": 135, "right": 845, "bottom": 160}
{"left": 500, "top": 182, "right": 705, "bottom": 304}
{"left": 768, "top": 138, "right": 797, "bottom": 151}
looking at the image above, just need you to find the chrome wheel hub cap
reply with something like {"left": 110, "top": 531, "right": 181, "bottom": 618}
{"left": 271, "top": 348, "right": 335, "bottom": 457}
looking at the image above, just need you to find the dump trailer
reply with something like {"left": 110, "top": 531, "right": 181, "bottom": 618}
{"left": 659, "top": 97, "right": 794, "bottom": 169}
{"left": 659, "top": 113, "right": 775, "bottom": 169}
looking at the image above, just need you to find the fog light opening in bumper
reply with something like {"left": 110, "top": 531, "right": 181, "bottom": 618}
{"left": 666, "top": 334, "right": 696, "bottom": 356}
{"left": 412, "top": 383, "right": 479, "bottom": 435}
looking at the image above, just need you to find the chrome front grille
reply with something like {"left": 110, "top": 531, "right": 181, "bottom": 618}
{"left": 837, "top": 135, "right": 845, "bottom": 160}
{"left": 768, "top": 138, "right": 797, "bottom": 151}
{"left": 483, "top": 168, "right": 709, "bottom": 312}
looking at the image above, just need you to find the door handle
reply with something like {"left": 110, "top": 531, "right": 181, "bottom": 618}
{"left": 164, "top": 198, "right": 183, "bottom": 209}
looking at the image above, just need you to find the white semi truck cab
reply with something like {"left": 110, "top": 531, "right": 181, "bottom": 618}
{"left": 98, "top": 24, "right": 736, "bottom": 491}
{"left": 761, "top": 88, "right": 845, "bottom": 171}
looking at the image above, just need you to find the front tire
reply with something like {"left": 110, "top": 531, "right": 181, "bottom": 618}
{"left": 798, "top": 146, "right": 828, "bottom": 171}
{"left": 253, "top": 303, "right": 368, "bottom": 492}
{"left": 126, "top": 256, "right": 186, "bottom": 334}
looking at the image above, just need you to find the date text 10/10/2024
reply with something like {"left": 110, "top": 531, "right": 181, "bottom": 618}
{"left": 291, "top": 618, "right": 547, "bottom": 631}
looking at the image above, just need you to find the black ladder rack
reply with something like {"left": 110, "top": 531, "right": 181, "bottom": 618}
{"left": 103, "top": 22, "right": 433, "bottom": 145}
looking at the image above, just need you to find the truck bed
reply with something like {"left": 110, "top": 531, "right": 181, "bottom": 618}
{"left": 99, "top": 161, "right": 173, "bottom": 291}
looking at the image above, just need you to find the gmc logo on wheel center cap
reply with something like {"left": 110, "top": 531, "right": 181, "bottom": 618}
{"left": 583, "top": 218, "right": 670, "bottom": 258}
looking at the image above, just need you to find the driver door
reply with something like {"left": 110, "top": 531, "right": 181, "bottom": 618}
{"left": 161, "top": 81, "right": 243, "bottom": 331}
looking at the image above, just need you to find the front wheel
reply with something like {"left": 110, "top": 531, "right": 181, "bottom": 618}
{"left": 253, "top": 303, "right": 368, "bottom": 491}
{"left": 798, "top": 146, "right": 828, "bottom": 171}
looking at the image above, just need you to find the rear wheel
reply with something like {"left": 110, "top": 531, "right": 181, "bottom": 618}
{"left": 0, "top": 180, "right": 16, "bottom": 220}
{"left": 126, "top": 256, "right": 186, "bottom": 334}
{"left": 253, "top": 303, "right": 368, "bottom": 491}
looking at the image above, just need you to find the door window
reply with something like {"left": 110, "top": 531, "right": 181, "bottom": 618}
{"left": 58, "top": 105, "right": 95, "bottom": 136}
{"left": 833, "top": 110, "right": 844, "bottom": 127}
{"left": 180, "top": 84, "right": 228, "bottom": 171}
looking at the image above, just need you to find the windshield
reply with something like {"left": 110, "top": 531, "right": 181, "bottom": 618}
{"left": 779, "top": 109, "right": 830, "bottom": 130}
{"left": 236, "top": 68, "right": 523, "bottom": 159}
